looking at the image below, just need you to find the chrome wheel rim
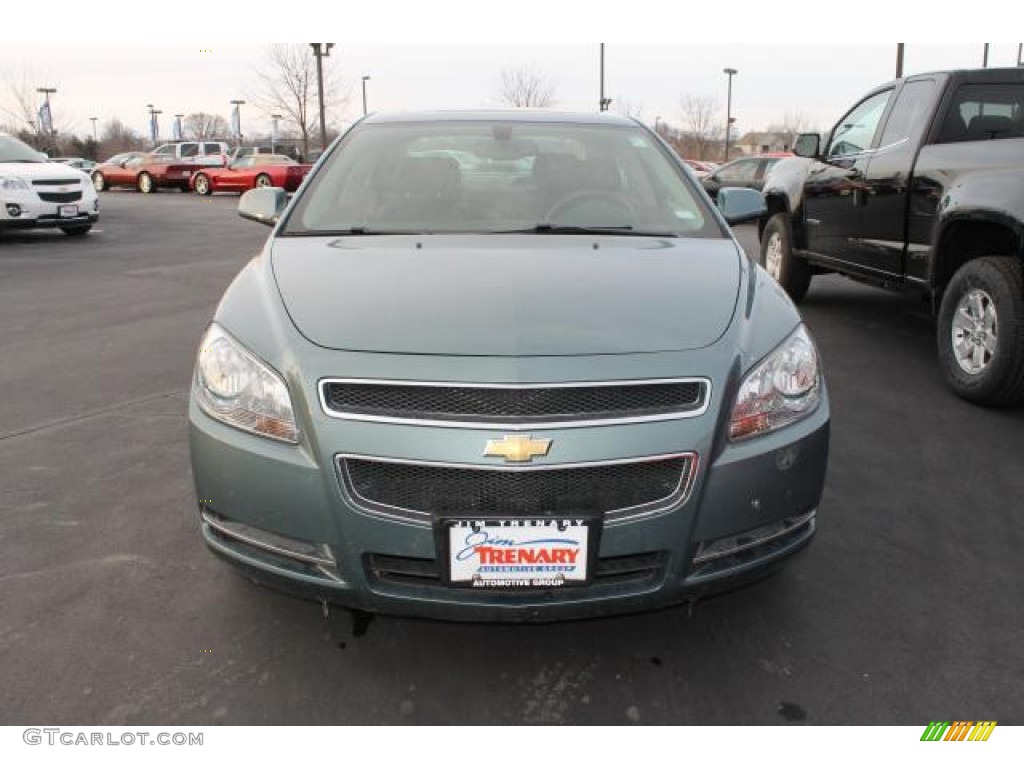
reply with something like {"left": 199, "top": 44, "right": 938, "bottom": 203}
{"left": 765, "top": 231, "right": 784, "bottom": 279}
{"left": 92, "top": 174, "right": 103, "bottom": 192}
{"left": 256, "top": 175, "right": 271, "bottom": 188}
{"left": 139, "top": 175, "right": 151, "bottom": 193}
{"left": 196, "top": 176, "right": 208, "bottom": 194}
{"left": 952, "top": 288, "right": 998, "bottom": 375}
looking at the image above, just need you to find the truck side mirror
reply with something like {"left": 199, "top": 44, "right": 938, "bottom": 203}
{"left": 793, "top": 133, "right": 821, "bottom": 159}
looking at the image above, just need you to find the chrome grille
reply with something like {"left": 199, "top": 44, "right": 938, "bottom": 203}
{"left": 338, "top": 454, "right": 696, "bottom": 524}
{"left": 320, "top": 378, "right": 709, "bottom": 427}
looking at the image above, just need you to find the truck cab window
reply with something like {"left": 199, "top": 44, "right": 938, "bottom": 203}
{"left": 936, "top": 83, "right": 1024, "bottom": 144}
{"left": 828, "top": 90, "right": 891, "bottom": 157}
{"left": 879, "top": 80, "right": 937, "bottom": 147}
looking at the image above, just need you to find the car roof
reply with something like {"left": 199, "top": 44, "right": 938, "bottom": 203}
{"left": 361, "top": 110, "right": 639, "bottom": 127}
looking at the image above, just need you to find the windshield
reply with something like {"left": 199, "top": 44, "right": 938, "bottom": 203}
{"left": 284, "top": 120, "right": 717, "bottom": 237}
{"left": 0, "top": 135, "right": 45, "bottom": 163}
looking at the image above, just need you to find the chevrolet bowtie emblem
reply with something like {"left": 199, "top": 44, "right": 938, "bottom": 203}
{"left": 483, "top": 435, "right": 553, "bottom": 463}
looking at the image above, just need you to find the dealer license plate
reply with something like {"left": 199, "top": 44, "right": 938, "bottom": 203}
{"left": 445, "top": 518, "right": 592, "bottom": 589}
{"left": 59, "top": 204, "right": 78, "bottom": 217}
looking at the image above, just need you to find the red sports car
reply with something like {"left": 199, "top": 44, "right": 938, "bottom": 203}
{"left": 91, "top": 153, "right": 197, "bottom": 193}
{"left": 190, "top": 155, "right": 312, "bottom": 195}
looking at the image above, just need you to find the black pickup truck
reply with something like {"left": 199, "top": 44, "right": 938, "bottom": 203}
{"left": 759, "top": 68, "right": 1024, "bottom": 405}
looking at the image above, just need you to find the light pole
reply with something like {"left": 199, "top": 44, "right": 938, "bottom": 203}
{"left": 1018, "top": 43, "right": 1023, "bottom": 66}
{"left": 90, "top": 116, "right": 98, "bottom": 143}
{"left": 654, "top": 116, "right": 661, "bottom": 135}
{"left": 310, "top": 43, "right": 334, "bottom": 152}
{"left": 146, "top": 103, "right": 158, "bottom": 144}
{"left": 598, "top": 44, "right": 611, "bottom": 111}
{"left": 231, "top": 99, "right": 246, "bottom": 144}
{"left": 896, "top": 44, "right": 905, "bottom": 78}
{"left": 153, "top": 110, "right": 162, "bottom": 143}
{"left": 983, "top": 43, "right": 990, "bottom": 68}
{"left": 723, "top": 68, "right": 737, "bottom": 162}
{"left": 361, "top": 75, "right": 371, "bottom": 116}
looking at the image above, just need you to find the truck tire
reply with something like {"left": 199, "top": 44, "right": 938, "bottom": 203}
{"left": 759, "top": 213, "right": 812, "bottom": 303}
{"left": 937, "top": 256, "right": 1024, "bottom": 405}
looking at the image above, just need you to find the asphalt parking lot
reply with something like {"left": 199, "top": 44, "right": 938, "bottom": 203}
{"left": 1, "top": 192, "right": 1022, "bottom": 726}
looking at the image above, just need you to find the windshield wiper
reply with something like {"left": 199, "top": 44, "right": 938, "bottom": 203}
{"left": 285, "top": 227, "right": 397, "bottom": 236}
{"left": 498, "top": 224, "right": 678, "bottom": 237}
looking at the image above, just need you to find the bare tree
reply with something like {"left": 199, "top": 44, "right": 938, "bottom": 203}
{"left": 248, "top": 44, "right": 345, "bottom": 158}
{"left": 767, "top": 109, "right": 814, "bottom": 148}
{"left": 496, "top": 65, "right": 558, "bottom": 108}
{"left": 184, "top": 113, "right": 229, "bottom": 140}
{"left": 1, "top": 68, "right": 43, "bottom": 131}
{"left": 679, "top": 94, "right": 722, "bottom": 160}
{"left": 98, "top": 119, "right": 146, "bottom": 158}
{"left": 614, "top": 97, "right": 644, "bottom": 122}
{"left": 1, "top": 66, "right": 61, "bottom": 143}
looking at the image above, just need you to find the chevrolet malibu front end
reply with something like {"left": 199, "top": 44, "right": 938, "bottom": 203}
{"left": 189, "top": 111, "right": 829, "bottom": 621}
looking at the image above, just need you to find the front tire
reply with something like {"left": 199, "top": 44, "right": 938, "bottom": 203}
{"left": 61, "top": 224, "right": 92, "bottom": 236}
{"left": 759, "top": 213, "right": 812, "bottom": 303}
{"left": 137, "top": 172, "right": 155, "bottom": 194}
{"left": 938, "top": 256, "right": 1024, "bottom": 405}
{"left": 92, "top": 172, "right": 107, "bottom": 192}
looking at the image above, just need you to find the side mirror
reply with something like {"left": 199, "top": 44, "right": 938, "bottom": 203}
{"left": 793, "top": 133, "right": 821, "bottom": 159}
{"left": 717, "top": 187, "right": 767, "bottom": 225}
{"left": 239, "top": 187, "right": 287, "bottom": 226}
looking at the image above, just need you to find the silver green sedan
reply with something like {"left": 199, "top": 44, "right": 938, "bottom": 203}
{"left": 189, "top": 111, "right": 829, "bottom": 621}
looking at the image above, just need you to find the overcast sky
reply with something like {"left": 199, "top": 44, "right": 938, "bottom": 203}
{"left": 2, "top": 7, "right": 1021, "bottom": 144}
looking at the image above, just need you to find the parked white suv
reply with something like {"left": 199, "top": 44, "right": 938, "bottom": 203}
{"left": 151, "top": 141, "right": 229, "bottom": 166}
{"left": 0, "top": 133, "right": 99, "bottom": 236}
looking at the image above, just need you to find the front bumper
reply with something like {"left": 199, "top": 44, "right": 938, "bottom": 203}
{"left": 189, "top": 390, "right": 829, "bottom": 622}
{"left": 0, "top": 191, "right": 99, "bottom": 229}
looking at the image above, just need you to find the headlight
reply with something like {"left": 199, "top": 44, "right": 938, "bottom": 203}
{"left": 729, "top": 324, "right": 820, "bottom": 441}
{"left": 0, "top": 176, "right": 31, "bottom": 191}
{"left": 194, "top": 324, "right": 299, "bottom": 443}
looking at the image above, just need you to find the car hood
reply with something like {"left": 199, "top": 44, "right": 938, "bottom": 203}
{"left": 0, "top": 161, "right": 88, "bottom": 181}
{"left": 270, "top": 234, "right": 742, "bottom": 356}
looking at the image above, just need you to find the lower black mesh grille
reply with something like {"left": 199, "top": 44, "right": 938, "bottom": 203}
{"left": 366, "top": 551, "right": 664, "bottom": 588}
{"left": 321, "top": 379, "right": 706, "bottom": 425}
{"left": 341, "top": 455, "right": 693, "bottom": 522}
{"left": 38, "top": 191, "right": 82, "bottom": 203}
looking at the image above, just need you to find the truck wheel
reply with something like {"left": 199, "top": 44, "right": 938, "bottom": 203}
{"left": 760, "top": 213, "right": 812, "bottom": 303}
{"left": 137, "top": 173, "right": 155, "bottom": 194}
{"left": 61, "top": 225, "right": 92, "bottom": 236}
{"left": 938, "top": 256, "right": 1024, "bottom": 405}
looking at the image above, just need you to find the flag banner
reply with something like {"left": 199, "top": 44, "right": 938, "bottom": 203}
{"left": 38, "top": 101, "right": 53, "bottom": 134}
